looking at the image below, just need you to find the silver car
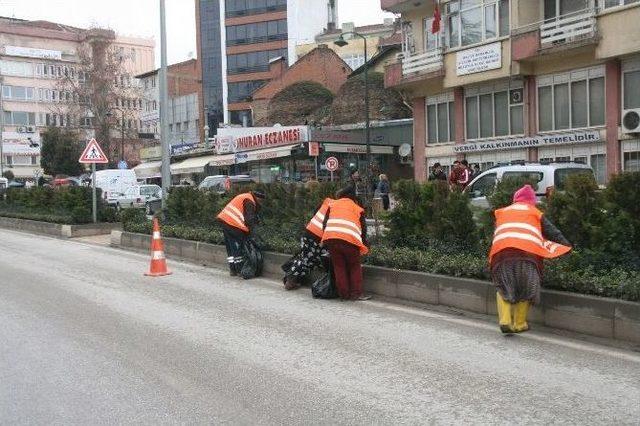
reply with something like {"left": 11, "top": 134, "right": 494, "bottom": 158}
{"left": 116, "top": 184, "right": 162, "bottom": 213}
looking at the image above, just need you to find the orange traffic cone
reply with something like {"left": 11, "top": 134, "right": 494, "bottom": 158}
{"left": 144, "top": 217, "right": 172, "bottom": 277}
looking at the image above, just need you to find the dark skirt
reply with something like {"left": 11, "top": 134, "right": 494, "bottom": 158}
{"left": 491, "top": 249, "right": 542, "bottom": 305}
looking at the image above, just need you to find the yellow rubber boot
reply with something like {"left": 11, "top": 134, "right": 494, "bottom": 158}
{"left": 513, "top": 301, "right": 531, "bottom": 333}
{"left": 496, "top": 293, "right": 514, "bottom": 334}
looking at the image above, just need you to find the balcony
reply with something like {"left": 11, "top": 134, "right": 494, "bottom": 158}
{"left": 540, "top": 8, "right": 597, "bottom": 48}
{"left": 401, "top": 49, "right": 443, "bottom": 76}
{"left": 380, "top": 0, "right": 429, "bottom": 12}
{"left": 512, "top": 8, "right": 598, "bottom": 62}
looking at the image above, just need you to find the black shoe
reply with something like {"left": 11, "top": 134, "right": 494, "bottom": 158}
{"left": 500, "top": 325, "right": 514, "bottom": 334}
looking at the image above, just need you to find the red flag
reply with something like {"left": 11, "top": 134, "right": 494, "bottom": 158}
{"left": 431, "top": 1, "right": 441, "bottom": 34}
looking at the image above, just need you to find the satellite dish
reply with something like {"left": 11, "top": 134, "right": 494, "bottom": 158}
{"left": 399, "top": 143, "right": 412, "bottom": 157}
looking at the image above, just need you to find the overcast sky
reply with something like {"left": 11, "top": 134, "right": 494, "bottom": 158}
{"left": 0, "top": 0, "right": 395, "bottom": 66}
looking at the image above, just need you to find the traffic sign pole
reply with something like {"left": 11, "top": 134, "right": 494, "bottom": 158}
{"left": 92, "top": 163, "right": 97, "bottom": 223}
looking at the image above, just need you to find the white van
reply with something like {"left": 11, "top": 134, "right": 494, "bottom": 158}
{"left": 94, "top": 169, "right": 138, "bottom": 205}
{"left": 465, "top": 162, "right": 594, "bottom": 209}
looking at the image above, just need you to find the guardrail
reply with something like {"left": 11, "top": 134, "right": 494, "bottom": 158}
{"left": 402, "top": 49, "right": 443, "bottom": 76}
{"left": 540, "top": 8, "right": 597, "bottom": 46}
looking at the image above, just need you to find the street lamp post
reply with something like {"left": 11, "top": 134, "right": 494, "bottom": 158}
{"left": 334, "top": 32, "right": 371, "bottom": 204}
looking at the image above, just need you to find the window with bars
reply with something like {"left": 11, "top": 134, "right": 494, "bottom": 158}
{"left": 538, "top": 66, "right": 605, "bottom": 132}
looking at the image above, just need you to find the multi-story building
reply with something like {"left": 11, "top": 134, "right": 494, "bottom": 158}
{"left": 196, "top": 0, "right": 338, "bottom": 129}
{"left": 136, "top": 58, "right": 204, "bottom": 149}
{"left": 382, "top": 0, "right": 640, "bottom": 184}
{"left": 296, "top": 20, "right": 397, "bottom": 71}
{"left": 0, "top": 16, "right": 154, "bottom": 178}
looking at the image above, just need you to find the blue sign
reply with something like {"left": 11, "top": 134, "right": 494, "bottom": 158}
{"left": 171, "top": 143, "right": 198, "bottom": 156}
{"left": 118, "top": 160, "right": 128, "bottom": 169}
{"left": 235, "top": 152, "right": 249, "bottom": 164}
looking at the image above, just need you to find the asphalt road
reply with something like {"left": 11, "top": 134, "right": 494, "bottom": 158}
{"left": 1, "top": 229, "right": 639, "bottom": 425}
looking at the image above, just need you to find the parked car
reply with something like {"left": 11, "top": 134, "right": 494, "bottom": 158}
{"left": 198, "top": 175, "right": 255, "bottom": 193}
{"left": 116, "top": 184, "right": 163, "bottom": 214}
{"left": 464, "top": 162, "right": 595, "bottom": 209}
{"left": 95, "top": 169, "right": 138, "bottom": 205}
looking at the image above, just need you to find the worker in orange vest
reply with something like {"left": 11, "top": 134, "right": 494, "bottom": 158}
{"left": 321, "top": 186, "right": 370, "bottom": 301}
{"left": 490, "top": 185, "right": 571, "bottom": 333}
{"left": 217, "top": 191, "right": 265, "bottom": 276}
{"left": 282, "top": 197, "right": 334, "bottom": 290}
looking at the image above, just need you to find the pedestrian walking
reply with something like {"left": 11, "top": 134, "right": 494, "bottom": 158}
{"left": 429, "top": 162, "right": 447, "bottom": 181}
{"left": 321, "top": 187, "right": 370, "bottom": 301}
{"left": 490, "top": 185, "right": 571, "bottom": 333}
{"left": 217, "top": 191, "right": 265, "bottom": 276}
{"left": 376, "top": 174, "right": 391, "bottom": 211}
{"left": 282, "top": 197, "right": 333, "bottom": 290}
{"left": 448, "top": 160, "right": 471, "bottom": 190}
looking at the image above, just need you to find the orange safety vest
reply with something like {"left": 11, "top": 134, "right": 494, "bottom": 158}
{"left": 321, "top": 198, "right": 369, "bottom": 255}
{"left": 306, "top": 198, "right": 333, "bottom": 239}
{"left": 217, "top": 192, "right": 256, "bottom": 233}
{"left": 489, "top": 202, "right": 571, "bottom": 265}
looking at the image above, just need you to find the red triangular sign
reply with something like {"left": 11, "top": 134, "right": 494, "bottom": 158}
{"left": 79, "top": 138, "right": 109, "bottom": 164}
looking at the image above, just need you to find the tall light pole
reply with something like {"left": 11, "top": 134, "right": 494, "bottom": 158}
{"left": 159, "top": 0, "right": 171, "bottom": 208}
{"left": 335, "top": 32, "right": 371, "bottom": 203}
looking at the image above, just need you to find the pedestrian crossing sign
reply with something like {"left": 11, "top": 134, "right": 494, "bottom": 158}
{"left": 79, "top": 138, "right": 108, "bottom": 164}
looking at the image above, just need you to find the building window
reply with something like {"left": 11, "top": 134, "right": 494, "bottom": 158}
{"left": 226, "top": 19, "right": 288, "bottom": 46}
{"left": 602, "top": 0, "right": 640, "bottom": 8}
{"left": 5, "top": 156, "right": 13, "bottom": 166}
{"left": 624, "top": 150, "right": 640, "bottom": 171}
{"left": 0, "top": 60, "right": 34, "bottom": 77}
{"left": 445, "top": 0, "right": 509, "bottom": 48}
{"left": 538, "top": 66, "right": 605, "bottom": 132}
{"left": 465, "top": 82, "right": 524, "bottom": 140}
{"left": 2, "top": 85, "right": 35, "bottom": 101}
{"left": 230, "top": 109, "right": 253, "bottom": 126}
{"left": 623, "top": 67, "right": 640, "bottom": 110}
{"left": 228, "top": 80, "right": 267, "bottom": 103}
{"left": 426, "top": 94, "right": 455, "bottom": 144}
{"left": 225, "top": 0, "right": 287, "bottom": 18}
{"left": 342, "top": 53, "right": 366, "bottom": 70}
{"left": 590, "top": 153, "right": 606, "bottom": 184}
{"left": 3, "top": 111, "right": 36, "bottom": 126}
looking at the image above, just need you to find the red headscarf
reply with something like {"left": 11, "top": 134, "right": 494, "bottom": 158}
{"left": 513, "top": 185, "right": 537, "bottom": 205}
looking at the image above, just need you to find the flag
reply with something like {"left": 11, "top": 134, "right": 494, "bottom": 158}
{"left": 431, "top": 1, "right": 441, "bottom": 34}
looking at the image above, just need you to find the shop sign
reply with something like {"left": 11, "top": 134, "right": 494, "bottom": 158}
{"left": 324, "top": 143, "right": 395, "bottom": 155}
{"left": 5, "top": 45, "right": 62, "bottom": 60}
{"left": 1, "top": 132, "right": 41, "bottom": 155}
{"left": 218, "top": 125, "right": 308, "bottom": 152}
{"left": 235, "top": 152, "right": 249, "bottom": 164}
{"left": 456, "top": 42, "right": 502, "bottom": 76}
{"left": 215, "top": 136, "right": 234, "bottom": 154}
{"left": 308, "top": 142, "right": 320, "bottom": 157}
{"left": 211, "top": 156, "right": 235, "bottom": 167}
{"left": 453, "top": 131, "right": 601, "bottom": 154}
{"left": 171, "top": 143, "right": 198, "bottom": 155}
{"left": 140, "top": 145, "right": 162, "bottom": 160}
{"left": 308, "top": 129, "right": 363, "bottom": 144}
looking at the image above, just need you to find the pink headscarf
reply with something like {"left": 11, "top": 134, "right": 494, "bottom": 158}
{"left": 513, "top": 184, "right": 537, "bottom": 205}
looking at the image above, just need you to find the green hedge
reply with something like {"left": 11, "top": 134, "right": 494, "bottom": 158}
{"left": 0, "top": 187, "right": 117, "bottom": 224}
{"left": 119, "top": 174, "right": 640, "bottom": 302}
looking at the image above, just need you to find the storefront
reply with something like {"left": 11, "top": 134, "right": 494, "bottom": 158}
{"left": 1, "top": 132, "right": 41, "bottom": 180}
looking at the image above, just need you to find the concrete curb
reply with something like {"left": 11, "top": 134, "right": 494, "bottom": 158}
{"left": 0, "top": 216, "right": 121, "bottom": 238}
{"left": 113, "top": 231, "right": 640, "bottom": 345}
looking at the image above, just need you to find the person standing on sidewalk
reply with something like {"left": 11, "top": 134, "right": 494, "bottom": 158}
{"left": 377, "top": 174, "right": 391, "bottom": 211}
{"left": 490, "top": 185, "right": 571, "bottom": 334}
{"left": 321, "top": 187, "right": 370, "bottom": 301}
{"left": 217, "top": 191, "right": 265, "bottom": 276}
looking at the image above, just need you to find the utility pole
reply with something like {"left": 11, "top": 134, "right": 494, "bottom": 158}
{"left": 159, "top": 0, "right": 171, "bottom": 208}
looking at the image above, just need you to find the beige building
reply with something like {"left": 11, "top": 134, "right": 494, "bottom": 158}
{"left": 383, "top": 0, "right": 640, "bottom": 184}
{"left": 0, "top": 17, "right": 154, "bottom": 178}
{"left": 296, "top": 20, "right": 397, "bottom": 70}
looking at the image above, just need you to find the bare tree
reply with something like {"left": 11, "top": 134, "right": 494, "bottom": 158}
{"left": 54, "top": 28, "right": 143, "bottom": 165}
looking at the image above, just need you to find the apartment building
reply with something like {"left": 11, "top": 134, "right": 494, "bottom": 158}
{"left": 0, "top": 17, "right": 154, "bottom": 178}
{"left": 136, "top": 59, "right": 204, "bottom": 149}
{"left": 382, "top": 0, "right": 640, "bottom": 184}
{"left": 196, "top": 0, "right": 337, "bottom": 129}
{"left": 296, "top": 20, "right": 397, "bottom": 71}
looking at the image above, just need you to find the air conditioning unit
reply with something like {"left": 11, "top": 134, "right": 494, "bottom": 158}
{"left": 26, "top": 126, "right": 36, "bottom": 133}
{"left": 622, "top": 109, "right": 640, "bottom": 133}
{"left": 17, "top": 126, "right": 27, "bottom": 133}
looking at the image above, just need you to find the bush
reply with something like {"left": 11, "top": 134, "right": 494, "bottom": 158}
{"left": 0, "top": 186, "right": 116, "bottom": 224}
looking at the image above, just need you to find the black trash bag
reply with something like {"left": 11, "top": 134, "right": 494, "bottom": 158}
{"left": 240, "top": 237, "right": 264, "bottom": 280}
{"left": 311, "top": 263, "right": 338, "bottom": 299}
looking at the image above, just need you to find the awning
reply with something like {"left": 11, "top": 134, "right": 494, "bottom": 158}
{"left": 170, "top": 155, "right": 216, "bottom": 175}
{"left": 235, "top": 144, "right": 296, "bottom": 164}
{"left": 210, "top": 154, "right": 236, "bottom": 167}
{"left": 133, "top": 161, "right": 162, "bottom": 179}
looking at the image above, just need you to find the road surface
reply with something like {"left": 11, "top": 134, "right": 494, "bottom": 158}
{"left": 1, "top": 229, "right": 639, "bottom": 425}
